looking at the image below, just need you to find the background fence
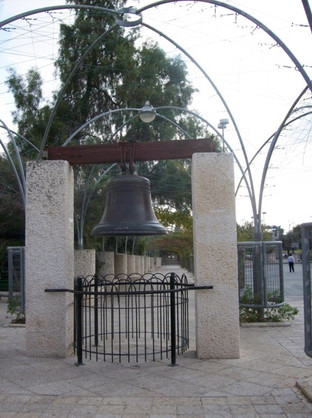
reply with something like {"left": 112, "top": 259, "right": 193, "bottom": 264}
{"left": 238, "top": 241, "right": 284, "bottom": 308}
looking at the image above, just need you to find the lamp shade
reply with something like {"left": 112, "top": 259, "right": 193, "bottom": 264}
{"left": 139, "top": 101, "right": 156, "bottom": 123}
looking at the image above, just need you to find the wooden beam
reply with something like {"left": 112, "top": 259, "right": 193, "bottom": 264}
{"left": 44, "top": 138, "right": 217, "bottom": 165}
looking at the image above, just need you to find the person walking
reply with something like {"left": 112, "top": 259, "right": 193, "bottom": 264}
{"left": 288, "top": 253, "right": 295, "bottom": 272}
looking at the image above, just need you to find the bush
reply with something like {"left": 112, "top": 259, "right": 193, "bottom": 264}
{"left": 7, "top": 297, "right": 25, "bottom": 324}
{"left": 240, "top": 304, "right": 298, "bottom": 323}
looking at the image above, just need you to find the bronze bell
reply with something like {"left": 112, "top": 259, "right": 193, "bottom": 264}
{"left": 91, "top": 173, "right": 167, "bottom": 236}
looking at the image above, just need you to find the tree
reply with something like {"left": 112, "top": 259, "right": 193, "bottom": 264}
{"left": 3, "top": 0, "right": 217, "bottom": 251}
{"left": 282, "top": 224, "right": 301, "bottom": 253}
{"left": 237, "top": 221, "right": 273, "bottom": 242}
{"left": 0, "top": 155, "right": 25, "bottom": 280}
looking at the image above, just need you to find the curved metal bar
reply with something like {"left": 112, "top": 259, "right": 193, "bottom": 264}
{"left": 0, "top": 5, "right": 120, "bottom": 28}
{"left": 154, "top": 113, "right": 192, "bottom": 139}
{"left": 76, "top": 164, "right": 97, "bottom": 249}
{"left": 235, "top": 109, "right": 312, "bottom": 196}
{"left": 74, "top": 108, "right": 200, "bottom": 248}
{"left": 76, "top": 163, "right": 117, "bottom": 249}
{"left": 40, "top": 24, "right": 119, "bottom": 157}
{"left": 140, "top": 22, "right": 258, "bottom": 225}
{"left": 0, "top": 138, "right": 25, "bottom": 207}
{"left": 138, "top": 0, "right": 312, "bottom": 91}
{"left": 104, "top": 114, "right": 140, "bottom": 142}
{"left": 0, "top": 126, "right": 40, "bottom": 153}
{"left": 257, "top": 85, "right": 309, "bottom": 236}
{"left": 0, "top": 119, "right": 25, "bottom": 194}
{"left": 115, "top": 6, "right": 142, "bottom": 27}
{"left": 301, "top": 0, "right": 312, "bottom": 35}
{"left": 154, "top": 106, "right": 257, "bottom": 219}
{"left": 62, "top": 108, "right": 139, "bottom": 146}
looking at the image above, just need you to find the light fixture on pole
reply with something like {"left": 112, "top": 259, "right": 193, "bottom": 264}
{"left": 139, "top": 101, "right": 156, "bottom": 123}
{"left": 218, "top": 118, "right": 229, "bottom": 152}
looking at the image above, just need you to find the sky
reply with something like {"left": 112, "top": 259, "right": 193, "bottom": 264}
{"left": 1, "top": 0, "right": 312, "bottom": 233}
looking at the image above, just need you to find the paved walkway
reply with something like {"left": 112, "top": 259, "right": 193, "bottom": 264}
{"left": 1, "top": 265, "right": 312, "bottom": 417}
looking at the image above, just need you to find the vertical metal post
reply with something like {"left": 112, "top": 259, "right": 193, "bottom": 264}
{"left": 20, "top": 247, "right": 25, "bottom": 312}
{"left": 94, "top": 274, "right": 99, "bottom": 347}
{"left": 302, "top": 223, "right": 312, "bottom": 357}
{"left": 278, "top": 242, "right": 284, "bottom": 301}
{"left": 170, "top": 272, "right": 177, "bottom": 366}
{"left": 75, "top": 277, "right": 83, "bottom": 366}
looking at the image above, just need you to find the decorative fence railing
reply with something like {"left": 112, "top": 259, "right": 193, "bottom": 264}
{"left": 72, "top": 272, "right": 212, "bottom": 365}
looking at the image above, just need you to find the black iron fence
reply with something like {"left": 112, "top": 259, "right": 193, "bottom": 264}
{"left": 74, "top": 272, "right": 209, "bottom": 366}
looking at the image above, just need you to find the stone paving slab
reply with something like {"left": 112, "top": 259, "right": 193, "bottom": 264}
{"left": 1, "top": 266, "right": 312, "bottom": 416}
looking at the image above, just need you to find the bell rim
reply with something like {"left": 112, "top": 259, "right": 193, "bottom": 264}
{"left": 91, "top": 221, "right": 168, "bottom": 236}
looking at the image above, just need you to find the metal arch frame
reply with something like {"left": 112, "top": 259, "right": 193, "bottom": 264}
{"left": 72, "top": 103, "right": 257, "bottom": 249}
{"left": 76, "top": 163, "right": 117, "bottom": 249}
{"left": 0, "top": 5, "right": 124, "bottom": 28}
{"left": 138, "top": 0, "right": 312, "bottom": 92}
{"left": 140, "top": 21, "right": 257, "bottom": 218}
{"left": 1, "top": 1, "right": 311, "bottom": 239}
{"left": 235, "top": 102, "right": 312, "bottom": 196}
{"left": 138, "top": 0, "right": 312, "bottom": 237}
{"left": 0, "top": 5, "right": 142, "bottom": 159}
{"left": 155, "top": 106, "right": 255, "bottom": 207}
{"left": 40, "top": 23, "right": 119, "bottom": 157}
{"left": 0, "top": 122, "right": 41, "bottom": 207}
{"left": 0, "top": 120, "right": 26, "bottom": 206}
{"left": 72, "top": 106, "right": 198, "bottom": 250}
{"left": 257, "top": 86, "right": 310, "bottom": 237}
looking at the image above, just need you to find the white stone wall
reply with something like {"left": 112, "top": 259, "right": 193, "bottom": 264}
{"left": 114, "top": 253, "right": 127, "bottom": 275}
{"left": 192, "top": 153, "right": 240, "bottom": 359}
{"left": 97, "top": 251, "right": 115, "bottom": 275}
{"left": 74, "top": 249, "right": 96, "bottom": 277}
{"left": 25, "top": 161, "right": 74, "bottom": 357}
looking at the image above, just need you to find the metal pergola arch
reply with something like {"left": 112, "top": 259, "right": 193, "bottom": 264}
{"left": 1, "top": 1, "right": 311, "bottom": 241}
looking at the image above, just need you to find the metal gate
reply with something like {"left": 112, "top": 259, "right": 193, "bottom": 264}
{"left": 7, "top": 246, "right": 25, "bottom": 312}
{"left": 238, "top": 241, "right": 284, "bottom": 308}
{"left": 74, "top": 272, "right": 210, "bottom": 365}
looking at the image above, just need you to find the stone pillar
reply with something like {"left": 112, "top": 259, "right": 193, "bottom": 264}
{"left": 140, "top": 256, "right": 145, "bottom": 275}
{"left": 74, "top": 249, "right": 96, "bottom": 277}
{"left": 156, "top": 257, "right": 162, "bottom": 269}
{"left": 127, "top": 254, "right": 136, "bottom": 276}
{"left": 192, "top": 153, "right": 240, "bottom": 359}
{"left": 144, "top": 255, "right": 150, "bottom": 273}
{"left": 115, "top": 253, "right": 127, "bottom": 275}
{"left": 97, "top": 251, "right": 115, "bottom": 276}
{"left": 135, "top": 255, "right": 142, "bottom": 275}
{"left": 25, "top": 161, "right": 74, "bottom": 357}
{"left": 149, "top": 257, "right": 154, "bottom": 272}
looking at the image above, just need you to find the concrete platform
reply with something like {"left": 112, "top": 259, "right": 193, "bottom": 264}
{"left": 1, "top": 265, "right": 312, "bottom": 417}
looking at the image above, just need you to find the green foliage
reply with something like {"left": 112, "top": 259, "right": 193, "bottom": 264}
{"left": 3, "top": 0, "right": 216, "bottom": 252}
{"left": 151, "top": 230, "right": 193, "bottom": 261}
{"left": 140, "top": 160, "right": 192, "bottom": 214}
{"left": 282, "top": 224, "right": 302, "bottom": 253}
{"left": 239, "top": 286, "right": 298, "bottom": 323}
{"left": 237, "top": 221, "right": 273, "bottom": 242}
{"left": 240, "top": 304, "right": 298, "bottom": 323}
{"left": 7, "top": 297, "right": 25, "bottom": 324}
{"left": 0, "top": 156, "right": 24, "bottom": 240}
